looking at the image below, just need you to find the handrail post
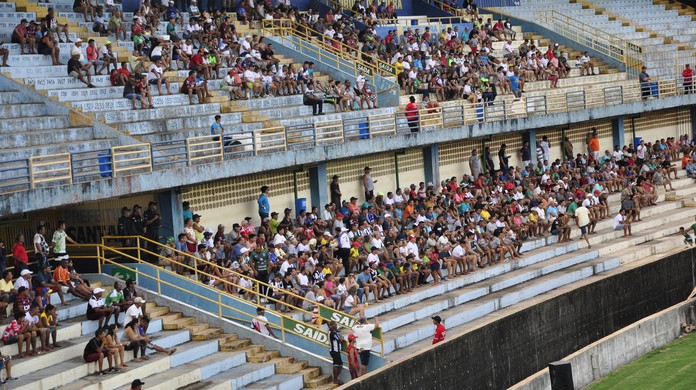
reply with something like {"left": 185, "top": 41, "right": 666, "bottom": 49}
{"left": 110, "top": 147, "right": 116, "bottom": 178}
{"left": 156, "top": 267, "right": 161, "bottom": 295}
{"left": 218, "top": 291, "right": 223, "bottom": 318}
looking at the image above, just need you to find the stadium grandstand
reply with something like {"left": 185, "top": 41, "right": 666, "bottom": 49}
{"left": 0, "top": 0, "right": 695, "bottom": 388}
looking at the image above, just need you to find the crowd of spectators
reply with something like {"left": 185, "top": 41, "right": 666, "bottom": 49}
{"left": 150, "top": 129, "right": 694, "bottom": 321}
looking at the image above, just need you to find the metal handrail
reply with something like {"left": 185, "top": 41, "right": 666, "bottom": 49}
{"left": 96, "top": 237, "right": 384, "bottom": 354}
{"left": 0, "top": 77, "right": 688, "bottom": 196}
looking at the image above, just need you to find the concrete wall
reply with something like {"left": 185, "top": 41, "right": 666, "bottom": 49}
{"left": 511, "top": 301, "right": 696, "bottom": 390}
{"left": 4, "top": 93, "right": 696, "bottom": 217}
{"left": 344, "top": 249, "right": 696, "bottom": 390}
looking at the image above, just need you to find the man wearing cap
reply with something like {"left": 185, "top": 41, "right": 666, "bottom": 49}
{"left": 432, "top": 315, "right": 446, "bottom": 344}
{"left": 131, "top": 379, "right": 145, "bottom": 390}
{"left": 351, "top": 317, "right": 379, "bottom": 376}
{"left": 87, "top": 287, "right": 120, "bottom": 329}
{"left": 14, "top": 269, "right": 33, "bottom": 293}
{"left": 124, "top": 296, "right": 146, "bottom": 325}
{"left": 118, "top": 207, "right": 137, "bottom": 247}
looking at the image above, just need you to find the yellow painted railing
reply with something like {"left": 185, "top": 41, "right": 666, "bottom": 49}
{"left": 100, "top": 235, "right": 384, "bottom": 354}
{"left": 186, "top": 135, "right": 224, "bottom": 165}
{"left": 111, "top": 143, "right": 152, "bottom": 177}
{"left": 261, "top": 19, "right": 396, "bottom": 77}
{"left": 29, "top": 153, "right": 72, "bottom": 188}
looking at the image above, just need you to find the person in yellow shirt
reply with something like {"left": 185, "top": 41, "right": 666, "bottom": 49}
{"left": 480, "top": 208, "right": 491, "bottom": 221}
{"left": 39, "top": 304, "right": 59, "bottom": 349}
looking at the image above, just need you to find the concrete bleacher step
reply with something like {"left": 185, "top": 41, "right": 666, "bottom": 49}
{"left": 373, "top": 177, "right": 696, "bottom": 355}
{"left": 0, "top": 115, "right": 70, "bottom": 132}
{"left": 47, "top": 84, "right": 181, "bottom": 102}
{"left": 0, "top": 102, "right": 46, "bottom": 117}
{"left": 0, "top": 126, "right": 98, "bottom": 148}
{"left": 93, "top": 103, "right": 223, "bottom": 125}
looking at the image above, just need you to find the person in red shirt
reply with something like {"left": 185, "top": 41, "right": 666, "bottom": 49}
{"left": 432, "top": 315, "right": 446, "bottom": 344}
{"left": 405, "top": 95, "right": 419, "bottom": 133}
{"left": 347, "top": 333, "right": 360, "bottom": 379}
{"left": 683, "top": 64, "right": 693, "bottom": 94}
{"left": 12, "top": 234, "right": 28, "bottom": 272}
{"left": 111, "top": 62, "right": 130, "bottom": 86}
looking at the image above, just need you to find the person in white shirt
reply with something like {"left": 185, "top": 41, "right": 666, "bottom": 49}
{"left": 251, "top": 308, "right": 277, "bottom": 338}
{"left": 123, "top": 297, "right": 145, "bottom": 325}
{"left": 147, "top": 61, "right": 171, "bottom": 95}
{"left": 71, "top": 39, "right": 92, "bottom": 73}
{"left": 366, "top": 247, "right": 380, "bottom": 265}
{"left": 239, "top": 35, "right": 252, "bottom": 56}
{"left": 612, "top": 209, "right": 631, "bottom": 236}
{"left": 351, "top": 317, "right": 379, "bottom": 376}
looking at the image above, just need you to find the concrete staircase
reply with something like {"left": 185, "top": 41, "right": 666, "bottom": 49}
{"left": 0, "top": 89, "right": 112, "bottom": 155}
{"left": 5, "top": 280, "right": 337, "bottom": 390}
{"left": 358, "top": 172, "right": 696, "bottom": 359}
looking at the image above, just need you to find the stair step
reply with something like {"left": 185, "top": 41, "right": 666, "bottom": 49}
{"left": 162, "top": 316, "right": 196, "bottom": 330}
{"left": 304, "top": 374, "right": 333, "bottom": 388}
{"left": 191, "top": 327, "right": 224, "bottom": 341}
{"left": 248, "top": 350, "right": 281, "bottom": 363}
{"left": 219, "top": 338, "right": 252, "bottom": 351}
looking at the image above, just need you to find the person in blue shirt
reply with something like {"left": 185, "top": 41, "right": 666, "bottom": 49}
{"left": 508, "top": 70, "right": 523, "bottom": 98}
{"left": 258, "top": 185, "right": 270, "bottom": 220}
{"left": 210, "top": 114, "right": 223, "bottom": 138}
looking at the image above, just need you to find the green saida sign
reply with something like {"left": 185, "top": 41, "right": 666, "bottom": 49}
{"left": 282, "top": 316, "right": 329, "bottom": 344}
{"left": 318, "top": 306, "right": 382, "bottom": 340}
{"left": 111, "top": 266, "right": 136, "bottom": 283}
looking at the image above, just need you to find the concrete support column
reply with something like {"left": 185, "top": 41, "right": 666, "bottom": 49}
{"left": 309, "top": 163, "right": 329, "bottom": 212}
{"left": 158, "top": 188, "right": 183, "bottom": 240}
{"left": 612, "top": 115, "right": 625, "bottom": 149}
{"left": 423, "top": 145, "right": 440, "bottom": 187}
{"left": 528, "top": 128, "right": 538, "bottom": 164}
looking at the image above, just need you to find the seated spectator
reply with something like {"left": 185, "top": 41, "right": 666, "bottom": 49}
{"left": 73, "top": 0, "right": 96, "bottom": 22}
{"left": 147, "top": 60, "right": 172, "bottom": 95}
{"left": 104, "top": 324, "right": 127, "bottom": 370}
{"left": 92, "top": 9, "right": 109, "bottom": 36}
{"left": 83, "top": 328, "right": 114, "bottom": 375}
{"left": 12, "top": 236, "right": 28, "bottom": 273}
{"left": 105, "top": 282, "right": 129, "bottom": 314}
{"left": 25, "top": 305, "right": 49, "bottom": 353}
{"left": 87, "top": 287, "right": 120, "bottom": 329}
{"left": 2, "top": 312, "right": 33, "bottom": 359}
{"left": 53, "top": 258, "right": 91, "bottom": 300}
{"left": 123, "top": 74, "right": 151, "bottom": 110}
{"left": 181, "top": 70, "right": 204, "bottom": 105}
{"left": 43, "top": 8, "right": 71, "bottom": 44}
{"left": 108, "top": 9, "right": 128, "bottom": 41}
{"left": 13, "top": 270, "right": 32, "bottom": 295}
{"left": 68, "top": 52, "right": 95, "bottom": 88}
{"left": 32, "top": 263, "right": 70, "bottom": 306}
{"left": 38, "top": 304, "right": 59, "bottom": 349}
{"left": 98, "top": 41, "right": 119, "bottom": 75}
{"left": 303, "top": 81, "right": 324, "bottom": 116}
{"left": 11, "top": 19, "right": 34, "bottom": 55}
{"left": 123, "top": 297, "right": 145, "bottom": 325}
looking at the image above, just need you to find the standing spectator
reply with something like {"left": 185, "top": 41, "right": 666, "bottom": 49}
{"left": 683, "top": 64, "right": 693, "bottom": 95}
{"left": 362, "top": 166, "right": 377, "bottom": 201}
{"left": 541, "top": 135, "right": 551, "bottom": 163}
{"left": 520, "top": 141, "right": 531, "bottom": 168}
{"left": 303, "top": 82, "right": 324, "bottom": 116}
{"left": 351, "top": 317, "right": 378, "bottom": 376}
{"left": 405, "top": 95, "right": 419, "bottom": 132}
{"left": 574, "top": 204, "right": 592, "bottom": 249}
{"left": 53, "top": 220, "right": 78, "bottom": 263}
{"left": 250, "top": 244, "right": 270, "bottom": 296}
{"left": 11, "top": 235, "right": 28, "bottom": 272}
{"left": 328, "top": 321, "right": 342, "bottom": 385}
{"left": 330, "top": 175, "right": 342, "bottom": 207}
{"left": 0, "top": 241, "right": 6, "bottom": 275}
{"left": 498, "top": 144, "right": 510, "bottom": 172}
{"left": 469, "top": 149, "right": 481, "bottom": 178}
{"left": 564, "top": 137, "right": 574, "bottom": 161}
{"left": 431, "top": 315, "right": 446, "bottom": 344}
{"left": 639, "top": 66, "right": 652, "bottom": 99}
{"left": 347, "top": 333, "right": 360, "bottom": 379}
{"left": 258, "top": 186, "right": 270, "bottom": 220}
{"left": 33, "top": 225, "right": 49, "bottom": 270}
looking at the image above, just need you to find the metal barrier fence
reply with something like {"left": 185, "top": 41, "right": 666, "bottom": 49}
{"left": 0, "top": 77, "right": 688, "bottom": 196}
